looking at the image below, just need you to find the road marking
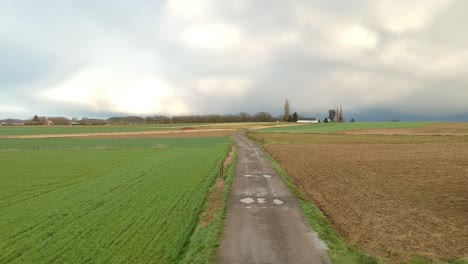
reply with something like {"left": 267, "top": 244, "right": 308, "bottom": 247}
{"left": 263, "top": 174, "right": 272, "bottom": 180}
{"left": 257, "top": 198, "right": 266, "bottom": 204}
{"left": 273, "top": 199, "right": 284, "bottom": 205}
{"left": 240, "top": 197, "right": 255, "bottom": 204}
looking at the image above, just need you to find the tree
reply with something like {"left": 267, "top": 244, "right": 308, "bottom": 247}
{"left": 292, "top": 112, "right": 298, "bottom": 122}
{"left": 48, "top": 117, "right": 70, "bottom": 125}
{"left": 336, "top": 105, "right": 344, "bottom": 123}
{"left": 351, "top": 118, "right": 355, "bottom": 122}
{"left": 32, "top": 115, "right": 40, "bottom": 125}
{"left": 328, "top": 109, "right": 336, "bottom": 122}
{"left": 254, "top": 112, "right": 273, "bottom": 122}
{"left": 283, "top": 99, "right": 290, "bottom": 122}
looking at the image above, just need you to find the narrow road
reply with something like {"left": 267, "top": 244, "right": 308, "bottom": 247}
{"left": 218, "top": 132, "right": 331, "bottom": 264}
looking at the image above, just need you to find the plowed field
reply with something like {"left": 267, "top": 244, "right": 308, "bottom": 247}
{"left": 265, "top": 143, "right": 468, "bottom": 263}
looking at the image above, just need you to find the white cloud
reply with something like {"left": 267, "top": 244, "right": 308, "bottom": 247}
{"left": 0, "top": 105, "right": 27, "bottom": 114}
{"left": 42, "top": 67, "right": 179, "bottom": 115}
{"left": 194, "top": 77, "right": 251, "bottom": 97}
{"left": 376, "top": 0, "right": 452, "bottom": 33}
{"left": 165, "top": 0, "right": 215, "bottom": 22}
{"left": 181, "top": 23, "right": 241, "bottom": 50}
{"left": 335, "top": 24, "right": 379, "bottom": 51}
{"left": 426, "top": 49, "right": 468, "bottom": 77}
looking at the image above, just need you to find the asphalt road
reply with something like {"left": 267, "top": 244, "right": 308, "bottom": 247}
{"left": 218, "top": 132, "right": 331, "bottom": 264}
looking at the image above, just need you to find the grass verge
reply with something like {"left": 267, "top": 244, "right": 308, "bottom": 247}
{"left": 178, "top": 146, "right": 237, "bottom": 264}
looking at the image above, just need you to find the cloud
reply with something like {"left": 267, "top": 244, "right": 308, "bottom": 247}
{"left": 180, "top": 23, "right": 241, "bottom": 50}
{"left": 194, "top": 77, "right": 251, "bottom": 97}
{"left": 0, "top": 105, "right": 27, "bottom": 115}
{"left": 0, "top": 0, "right": 467, "bottom": 120}
{"left": 41, "top": 67, "right": 187, "bottom": 115}
{"left": 376, "top": 0, "right": 452, "bottom": 33}
{"left": 335, "top": 24, "right": 379, "bottom": 51}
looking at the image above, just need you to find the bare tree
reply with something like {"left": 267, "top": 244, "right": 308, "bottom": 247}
{"left": 337, "top": 105, "right": 344, "bottom": 122}
{"left": 283, "top": 99, "right": 290, "bottom": 122}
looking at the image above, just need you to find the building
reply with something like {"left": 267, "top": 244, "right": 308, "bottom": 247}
{"left": 297, "top": 118, "right": 320, "bottom": 124}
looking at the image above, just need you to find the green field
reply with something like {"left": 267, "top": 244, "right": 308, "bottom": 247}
{"left": 0, "top": 124, "right": 197, "bottom": 136}
{"left": 0, "top": 137, "right": 231, "bottom": 263}
{"left": 255, "top": 122, "right": 434, "bottom": 133}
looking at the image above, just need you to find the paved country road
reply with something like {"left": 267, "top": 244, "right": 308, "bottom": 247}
{"left": 218, "top": 132, "right": 331, "bottom": 264}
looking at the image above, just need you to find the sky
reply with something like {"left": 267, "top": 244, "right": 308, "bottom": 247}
{"left": 1, "top": 0, "right": 468, "bottom": 121}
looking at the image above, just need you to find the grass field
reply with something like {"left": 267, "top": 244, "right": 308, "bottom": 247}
{"left": 248, "top": 132, "right": 468, "bottom": 145}
{"left": 0, "top": 136, "right": 231, "bottom": 263}
{"left": 0, "top": 124, "right": 195, "bottom": 136}
{"left": 251, "top": 124, "right": 468, "bottom": 263}
{"left": 256, "top": 122, "right": 434, "bottom": 133}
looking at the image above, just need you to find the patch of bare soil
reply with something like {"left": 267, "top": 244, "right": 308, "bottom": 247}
{"left": 202, "top": 146, "right": 235, "bottom": 227}
{"left": 265, "top": 143, "right": 468, "bottom": 263}
{"left": 223, "top": 146, "right": 235, "bottom": 167}
{"left": 344, "top": 123, "right": 468, "bottom": 136}
{"left": 202, "top": 178, "right": 226, "bottom": 227}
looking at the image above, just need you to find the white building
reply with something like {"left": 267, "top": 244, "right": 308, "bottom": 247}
{"left": 297, "top": 118, "right": 320, "bottom": 124}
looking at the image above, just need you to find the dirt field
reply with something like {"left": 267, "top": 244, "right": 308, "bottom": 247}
{"left": 265, "top": 142, "right": 468, "bottom": 263}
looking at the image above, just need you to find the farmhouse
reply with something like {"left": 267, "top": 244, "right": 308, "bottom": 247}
{"left": 297, "top": 118, "right": 320, "bottom": 124}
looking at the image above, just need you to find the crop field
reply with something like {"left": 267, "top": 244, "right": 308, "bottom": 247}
{"left": 256, "top": 122, "right": 434, "bottom": 133}
{"left": 0, "top": 136, "right": 231, "bottom": 263}
{"left": 0, "top": 124, "right": 196, "bottom": 137}
{"left": 253, "top": 123, "right": 468, "bottom": 263}
{"left": 0, "top": 121, "right": 293, "bottom": 138}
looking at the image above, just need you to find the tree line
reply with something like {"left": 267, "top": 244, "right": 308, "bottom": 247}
{"left": 19, "top": 112, "right": 281, "bottom": 125}
{"left": 9, "top": 101, "right": 349, "bottom": 126}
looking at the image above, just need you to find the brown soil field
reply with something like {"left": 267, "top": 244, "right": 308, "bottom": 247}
{"left": 343, "top": 122, "right": 468, "bottom": 136}
{"left": 265, "top": 143, "right": 468, "bottom": 263}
